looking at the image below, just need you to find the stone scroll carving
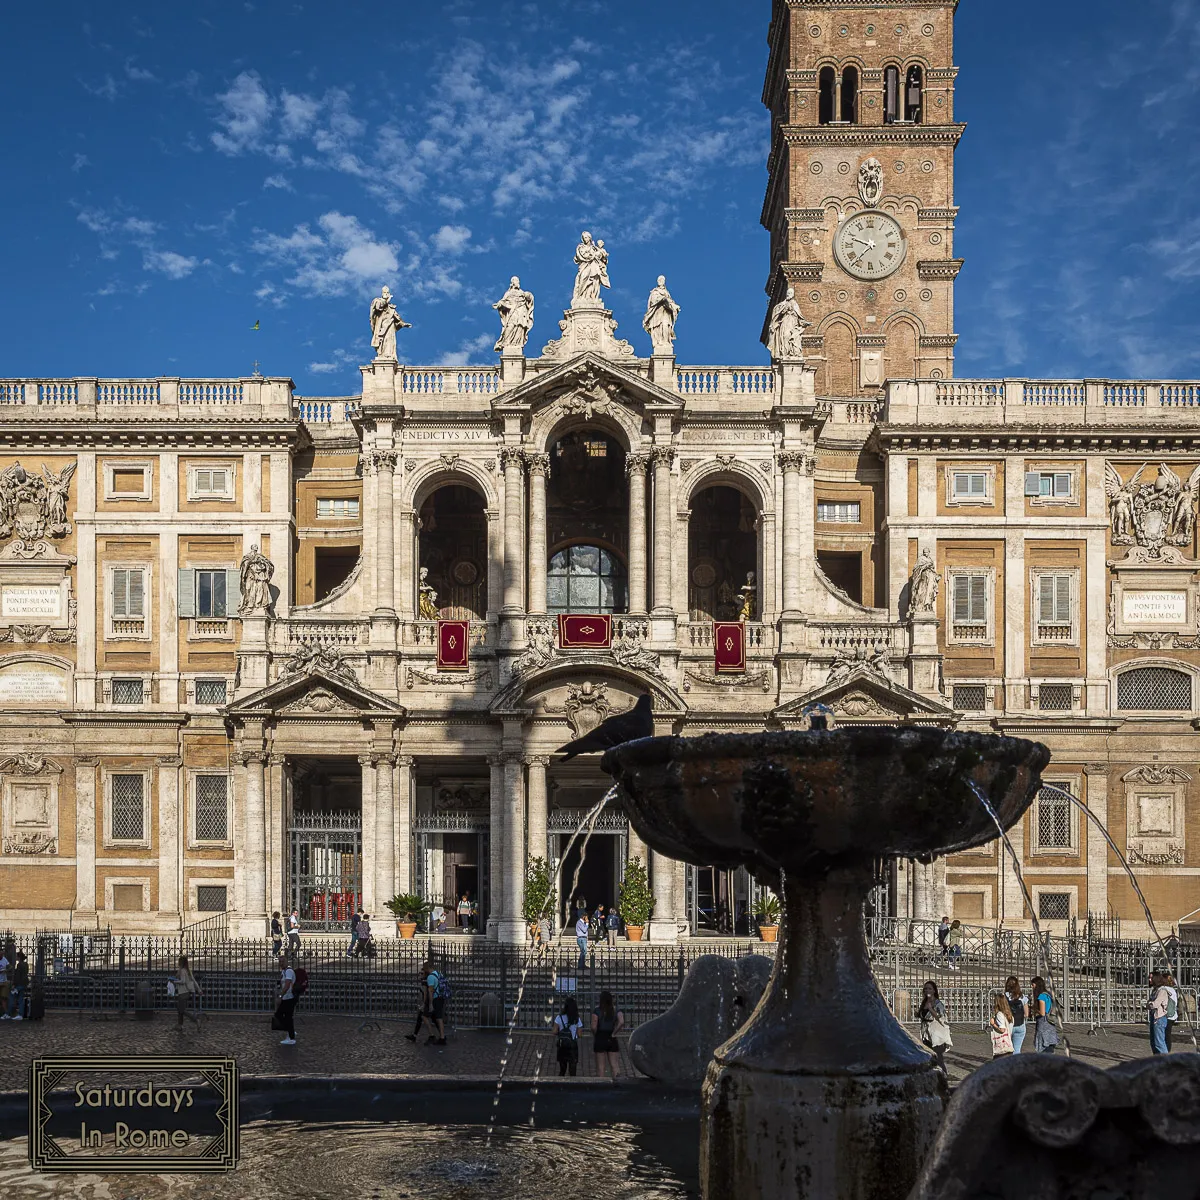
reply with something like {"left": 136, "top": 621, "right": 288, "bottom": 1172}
{"left": 0, "top": 462, "right": 76, "bottom": 551}
{"left": 909, "top": 1055, "right": 1200, "bottom": 1200}
{"left": 509, "top": 619, "right": 558, "bottom": 680}
{"left": 1106, "top": 462, "right": 1200, "bottom": 562}
{"left": 0, "top": 754, "right": 62, "bottom": 856}
{"left": 564, "top": 681, "right": 611, "bottom": 737}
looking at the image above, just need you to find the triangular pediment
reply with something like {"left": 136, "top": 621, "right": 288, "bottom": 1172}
{"left": 492, "top": 353, "right": 682, "bottom": 419}
{"left": 224, "top": 666, "right": 406, "bottom": 721}
{"left": 774, "top": 667, "right": 957, "bottom": 728}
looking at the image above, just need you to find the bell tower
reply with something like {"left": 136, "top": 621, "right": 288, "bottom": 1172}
{"left": 762, "top": 1, "right": 964, "bottom": 395}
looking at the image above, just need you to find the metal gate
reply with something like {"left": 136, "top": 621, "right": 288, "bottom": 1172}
{"left": 288, "top": 811, "right": 362, "bottom": 931}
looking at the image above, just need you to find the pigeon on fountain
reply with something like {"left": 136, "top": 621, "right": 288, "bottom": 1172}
{"left": 556, "top": 694, "right": 654, "bottom": 760}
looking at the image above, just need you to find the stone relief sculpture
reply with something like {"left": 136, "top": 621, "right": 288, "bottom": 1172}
{"left": 1106, "top": 461, "right": 1200, "bottom": 560}
{"left": 908, "top": 549, "right": 941, "bottom": 615}
{"left": 858, "top": 157, "right": 884, "bottom": 208}
{"left": 238, "top": 545, "right": 274, "bottom": 615}
{"left": 510, "top": 618, "right": 557, "bottom": 679}
{"left": 492, "top": 276, "right": 535, "bottom": 353}
{"left": 282, "top": 642, "right": 357, "bottom": 684}
{"left": 612, "top": 619, "right": 664, "bottom": 679}
{"left": 564, "top": 681, "right": 611, "bottom": 737}
{"left": 828, "top": 644, "right": 891, "bottom": 686}
{"left": 766, "top": 287, "right": 811, "bottom": 360}
{"left": 572, "top": 231, "right": 611, "bottom": 306}
{"left": 369, "top": 285, "right": 411, "bottom": 361}
{"left": 643, "top": 276, "right": 681, "bottom": 354}
{"left": 0, "top": 462, "right": 76, "bottom": 548}
{"left": 418, "top": 567, "right": 440, "bottom": 620}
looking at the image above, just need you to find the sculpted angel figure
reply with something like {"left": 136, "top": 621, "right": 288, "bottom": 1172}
{"left": 238, "top": 545, "right": 274, "bottom": 615}
{"left": 369, "top": 285, "right": 411, "bottom": 360}
{"left": 42, "top": 463, "right": 76, "bottom": 536}
{"left": 1166, "top": 464, "right": 1200, "bottom": 543}
{"left": 418, "top": 567, "right": 440, "bottom": 620}
{"left": 493, "top": 276, "right": 535, "bottom": 354}
{"left": 1104, "top": 463, "right": 1144, "bottom": 543}
{"left": 909, "top": 548, "right": 941, "bottom": 614}
{"left": 643, "top": 276, "right": 681, "bottom": 354}
{"left": 766, "top": 287, "right": 811, "bottom": 360}
{"left": 572, "top": 232, "right": 610, "bottom": 305}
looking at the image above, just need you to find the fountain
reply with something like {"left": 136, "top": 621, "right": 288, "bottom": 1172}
{"left": 602, "top": 725, "right": 1051, "bottom": 1200}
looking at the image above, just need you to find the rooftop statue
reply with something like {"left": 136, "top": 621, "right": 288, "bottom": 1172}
{"left": 492, "top": 276, "right": 535, "bottom": 354}
{"left": 766, "top": 287, "right": 811, "bottom": 361}
{"left": 643, "top": 276, "right": 681, "bottom": 355}
{"left": 572, "top": 231, "right": 611, "bottom": 306}
{"left": 369, "top": 285, "right": 411, "bottom": 361}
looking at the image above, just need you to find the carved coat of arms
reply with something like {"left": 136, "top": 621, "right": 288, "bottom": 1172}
{"left": 0, "top": 462, "right": 76, "bottom": 551}
{"left": 1106, "top": 462, "right": 1200, "bottom": 561}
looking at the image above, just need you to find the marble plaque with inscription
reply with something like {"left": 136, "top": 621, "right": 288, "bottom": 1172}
{"left": 0, "top": 668, "right": 69, "bottom": 706}
{"left": 1, "top": 586, "right": 61, "bottom": 621}
{"left": 1122, "top": 591, "right": 1188, "bottom": 626}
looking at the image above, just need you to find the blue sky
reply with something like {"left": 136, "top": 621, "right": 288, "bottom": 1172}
{"left": 1, "top": 0, "right": 1197, "bottom": 392}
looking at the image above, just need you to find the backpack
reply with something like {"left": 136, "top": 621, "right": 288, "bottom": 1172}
{"left": 292, "top": 967, "right": 309, "bottom": 998}
{"left": 432, "top": 971, "right": 452, "bottom": 1001}
{"left": 1008, "top": 995, "right": 1025, "bottom": 1027}
{"left": 350, "top": 913, "right": 360, "bottom": 931}
{"left": 606, "top": 912, "right": 619, "bottom": 930}
{"left": 1166, "top": 989, "right": 1179, "bottom": 1022}
{"left": 555, "top": 1016, "right": 576, "bottom": 1050}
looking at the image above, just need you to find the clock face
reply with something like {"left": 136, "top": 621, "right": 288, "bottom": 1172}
{"left": 834, "top": 212, "right": 907, "bottom": 280}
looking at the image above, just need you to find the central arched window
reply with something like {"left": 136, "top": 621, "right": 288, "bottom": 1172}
{"left": 547, "top": 545, "right": 627, "bottom": 615}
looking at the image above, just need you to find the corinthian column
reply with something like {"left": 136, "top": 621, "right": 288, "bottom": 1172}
{"left": 651, "top": 446, "right": 674, "bottom": 614}
{"left": 779, "top": 452, "right": 806, "bottom": 616}
{"left": 501, "top": 448, "right": 525, "bottom": 614}
{"left": 499, "top": 752, "right": 527, "bottom": 944}
{"left": 375, "top": 755, "right": 396, "bottom": 931}
{"left": 525, "top": 755, "right": 550, "bottom": 869}
{"left": 648, "top": 849, "right": 680, "bottom": 942}
{"left": 526, "top": 453, "right": 550, "bottom": 615}
{"left": 241, "top": 753, "right": 267, "bottom": 930}
{"left": 395, "top": 755, "right": 414, "bottom": 895}
{"left": 487, "top": 753, "right": 504, "bottom": 939}
{"left": 370, "top": 450, "right": 398, "bottom": 614}
{"left": 626, "top": 453, "right": 649, "bottom": 614}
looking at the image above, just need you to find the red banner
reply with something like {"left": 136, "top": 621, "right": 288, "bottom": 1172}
{"left": 437, "top": 619, "right": 470, "bottom": 671}
{"left": 558, "top": 613, "right": 613, "bottom": 649}
{"left": 714, "top": 622, "right": 746, "bottom": 673}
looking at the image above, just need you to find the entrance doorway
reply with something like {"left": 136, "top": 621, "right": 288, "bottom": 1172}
{"left": 288, "top": 757, "right": 362, "bottom": 931}
{"left": 557, "top": 834, "right": 621, "bottom": 929}
{"left": 688, "top": 865, "right": 757, "bottom": 936}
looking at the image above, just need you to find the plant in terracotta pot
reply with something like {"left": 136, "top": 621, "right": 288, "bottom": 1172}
{"left": 753, "top": 891, "right": 781, "bottom": 942}
{"left": 617, "top": 856, "right": 653, "bottom": 942}
{"left": 523, "top": 857, "right": 556, "bottom": 945}
{"left": 386, "top": 893, "right": 429, "bottom": 939}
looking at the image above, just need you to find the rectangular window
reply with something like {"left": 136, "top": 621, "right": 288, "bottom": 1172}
{"left": 1038, "top": 683, "right": 1074, "bottom": 712}
{"left": 194, "top": 678, "right": 228, "bottom": 705}
{"left": 111, "top": 678, "right": 144, "bottom": 706}
{"left": 111, "top": 468, "right": 146, "bottom": 494}
{"left": 196, "top": 885, "right": 228, "bottom": 912}
{"left": 817, "top": 501, "right": 862, "bottom": 524}
{"left": 1037, "top": 893, "right": 1071, "bottom": 921}
{"left": 194, "top": 775, "right": 229, "bottom": 842}
{"left": 112, "top": 569, "right": 146, "bottom": 619}
{"left": 952, "top": 684, "right": 988, "bottom": 712}
{"left": 316, "top": 497, "right": 361, "bottom": 519}
{"left": 1025, "top": 471, "right": 1073, "bottom": 500}
{"left": 1038, "top": 575, "right": 1072, "bottom": 625}
{"left": 952, "top": 575, "right": 988, "bottom": 625}
{"left": 196, "top": 570, "right": 228, "bottom": 618}
{"left": 194, "top": 468, "right": 229, "bottom": 496}
{"left": 951, "top": 471, "right": 989, "bottom": 500}
{"left": 110, "top": 775, "right": 145, "bottom": 842}
{"left": 1037, "top": 784, "right": 1074, "bottom": 850}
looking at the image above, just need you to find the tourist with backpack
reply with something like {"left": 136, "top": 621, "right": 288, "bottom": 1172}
{"left": 605, "top": 907, "right": 620, "bottom": 947}
{"left": 406, "top": 961, "right": 434, "bottom": 1043}
{"left": 425, "top": 966, "right": 450, "bottom": 1043}
{"left": 1163, "top": 971, "right": 1180, "bottom": 1051}
{"left": 555, "top": 996, "right": 583, "bottom": 1076}
{"left": 1148, "top": 970, "right": 1171, "bottom": 1055}
{"left": 274, "top": 952, "right": 298, "bottom": 1045}
{"left": 347, "top": 909, "right": 361, "bottom": 957}
{"left": 1004, "top": 976, "right": 1029, "bottom": 1054}
{"left": 1030, "top": 976, "right": 1059, "bottom": 1054}
{"left": 988, "top": 993, "right": 1014, "bottom": 1058}
{"left": 591, "top": 990, "right": 624, "bottom": 1079}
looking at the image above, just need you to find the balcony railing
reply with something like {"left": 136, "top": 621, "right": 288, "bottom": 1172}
{"left": 296, "top": 399, "right": 357, "bottom": 424}
{"left": 675, "top": 367, "right": 776, "bottom": 399}
{"left": 0, "top": 377, "right": 291, "bottom": 413}
{"left": 401, "top": 368, "right": 501, "bottom": 396}
{"left": 684, "top": 622, "right": 771, "bottom": 651}
{"left": 279, "top": 619, "right": 368, "bottom": 648}
{"left": 404, "top": 620, "right": 492, "bottom": 649}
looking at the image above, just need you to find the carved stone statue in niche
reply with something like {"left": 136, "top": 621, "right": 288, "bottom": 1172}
{"left": 418, "top": 567, "right": 440, "bottom": 620}
{"left": 738, "top": 572, "right": 757, "bottom": 620}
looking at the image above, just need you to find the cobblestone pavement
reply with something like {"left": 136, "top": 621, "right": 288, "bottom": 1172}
{"left": 0, "top": 1013, "right": 1185, "bottom": 1094}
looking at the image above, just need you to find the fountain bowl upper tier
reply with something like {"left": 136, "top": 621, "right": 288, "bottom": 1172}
{"left": 602, "top": 727, "right": 1050, "bottom": 880}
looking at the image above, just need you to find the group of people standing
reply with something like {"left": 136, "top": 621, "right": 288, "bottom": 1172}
{"left": 554, "top": 990, "right": 625, "bottom": 1079}
{"left": 573, "top": 902, "right": 622, "bottom": 970}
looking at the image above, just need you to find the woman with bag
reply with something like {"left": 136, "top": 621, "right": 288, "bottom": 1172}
{"left": 591, "top": 990, "right": 625, "bottom": 1080}
{"left": 1004, "top": 976, "right": 1029, "bottom": 1054}
{"left": 554, "top": 996, "right": 584, "bottom": 1077}
{"left": 989, "top": 993, "right": 1014, "bottom": 1058}
{"left": 918, "top": 980, "right": 953, "bottom": 1075}
{"left": 1030, "top": 975, "right": 1059, "bottom": 1054}
{"left": 171, "top": 955, "right": 202, "bottom": 1031}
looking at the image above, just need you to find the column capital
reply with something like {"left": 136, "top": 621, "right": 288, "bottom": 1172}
{"left": 525, "top": 452, "right": 551, "bottom": 477}
{"left": 156, "top": 755, "right": 183, "bottom": 768}
{"left": 75, "top": 756, "right": 99, "bottom": 768}
{"left": 499, "top": 750, "right": 524, "bottom": 767}
{"left": 1083, "top": 763, "right": 1108, "bottom": 777}
{"left": 486, "top": 752, "right": 504, "bottom": 768}
{"left": 235, "top": 751, "right": 268, "bottom": 768}
{"left": 625, "top": 451, "right": 651, "bottom": 476}
{"left": 500, "top": 446, "right": 525, "bottom": 471}
{"left": 376, "top": 753, "right": 398, "bottom": 768}
{"left": 268, "top": 753, "right": 287, "bottom": 766}
{"left": 358, "top": 752, "right": 379, "bottom": 768}
{"left": 396, "top": 754, "right": 416, "bottom": 768}
{"left": 777, "top": 451, "right": 809, "bottom": 474}
{"left": 524, "top": 754, "right": 551, "bottom": 768}
{"left": 651, "top": 446, "right": 675, "bottom": 468}
{"left": 366, "top": 449, "right": 398, "bottom": 475}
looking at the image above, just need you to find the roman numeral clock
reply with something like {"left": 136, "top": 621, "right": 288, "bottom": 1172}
{"left": 833, "top": 210, "right": 908, "bottom": 281}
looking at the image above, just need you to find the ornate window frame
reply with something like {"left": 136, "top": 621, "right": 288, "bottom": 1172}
{"left": 1031, "top": 885, "right": 1077, "bottom": 923}
{"left": 188, "top": 878, "right": 232, "bottom": 913}
{"left": 1029, "top": 568, "right": 1080, "bottom": 648}
{"left": 188, "top": 770, "right": 232, "bottom": 849}
{"left": 946, "top": 566, "right": 995, "bottom": 646}
{"left": 1030, "top": 775, "right": 1080, "bottom": 856}
{"left": 1025, "top": 464, "right": 1081, "bottom": 508}
{"left": 103, "top": 459, "right": 154, "bottom": 503}
{"left": 185, "top": 461, "right": 236, "bottom": 503}
{"left": 102, "top": 767, "right": 152, "bottom": 850}
{"left": 945, "top": 465, "right": 995, "bottom": 507}
{"left": 105, "top": 562, "right": 152, "bottom": 641}
{"left": 1122, "top": 764, "right": 1188, "bottom": 867}
{"left": 1111, "top": 660, "right": 1197, "bottom": 715}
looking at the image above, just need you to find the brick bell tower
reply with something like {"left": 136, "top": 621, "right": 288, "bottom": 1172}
{"left": 761, "top": 1, "right": 964, "bottom": 396}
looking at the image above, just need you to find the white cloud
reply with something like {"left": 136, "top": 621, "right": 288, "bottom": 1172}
{"left": 440, "top": 333, "right": 495, "bottom": 366}
{"left": 71, "top": 153, "right": 91, "bottom": 172}
{"left": 263, "top": 174, "right": 292, "bottom": 190}
{"left": 143, "top": 250, "right": 200, "bottom": 279}
{"left": 432, "top": 225, "right": 472, "bottom": 255}
{"left": 125, "top": 60, "right": 157, "bottom": 82}
{"left": 212, "top": 71, "right": 275, "bottom": 155}
{"left": 253, "top": 211, "right": 401, "bottom": 297}
{"left": 82, "top": 74, "right": 120, "bottom": 102}
{"left": 280, "top": 91, "right": 322, "bottom": 138}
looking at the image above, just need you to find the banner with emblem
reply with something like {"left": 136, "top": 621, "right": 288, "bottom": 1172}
{"left": 713, "top": 621, "right": 746, "bottom": 673}
{"left": 437, "top": 619, "right": 470, "bottom": 671}
{"left": 557, "top": 614, "right": 613, "bottom": 650}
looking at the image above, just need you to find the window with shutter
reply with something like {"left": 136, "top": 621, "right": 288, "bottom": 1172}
{"left": 112, "top": 569, "right": 145, "bottom": 618}
{"left": 196, "top": 570, "right": 227, "bottom": 618}
{"left": 951, "top": 471, "right": 990, "bottom": 502}
{"left": 1034, "top": 573, "right": 1074, "bottom": 643}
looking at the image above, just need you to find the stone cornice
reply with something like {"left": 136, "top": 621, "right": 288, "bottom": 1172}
{"left": 917, "top": 260, "right": 965, "bottom": 281}
{"left": 880, "top": 427, "right": 1200, "bottom": 453}
{"left": 0, "top": 420, "right": 302, "bottom": 450}
{"left": 783, "top": 0, "right": 957, "bottom": 8}
{"left": 58, "top": 712, "right": 190, "bottom": 728}
{"left": 782, "top": 125, "right": 965, "bottom": 147}
{"left": 782, "top": 262, "right": 826, "bottom": 282}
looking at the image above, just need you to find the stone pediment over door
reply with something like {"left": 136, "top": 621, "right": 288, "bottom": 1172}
{"left": 224, "top": 666, "right": 407, "bottom": 724}
{"left": 773, "top": 668, "right": 958, "bottom": 730}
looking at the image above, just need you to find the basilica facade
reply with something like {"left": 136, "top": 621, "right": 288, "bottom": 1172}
{"left": 0, "top": 0, "right": 1197, "bottom": 940}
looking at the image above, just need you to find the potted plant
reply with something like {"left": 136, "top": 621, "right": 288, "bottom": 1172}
{"left": 523, "top": 857, "right": 556, "bottom": 944}
{"left": 385, "top": 893, "right": 429, "bottom": 939}
{"left": 754, "top": 892, "right": 781, "bottom": 942}
{"left": 618, "top": 857, "right": 653, "bottom": 942}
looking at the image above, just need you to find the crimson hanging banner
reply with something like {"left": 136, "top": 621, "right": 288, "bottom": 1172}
{"left": 713, "top": 622, "right": 746, "bottom": 673}
{"left": 558, "top": 613, "right": 613, "bottom": 650}
{"left": 437, "top": 620, "right": 470, "bottom": 671}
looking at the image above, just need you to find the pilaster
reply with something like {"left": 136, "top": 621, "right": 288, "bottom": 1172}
{"left": 525, "top": 755, "right": 550, "bottom": 868}
{"left": 395, "top": 755, "right": 414, "bottom": 894}
{"left": 648, "top": 848, "right": 680, "bottom": 942}
{"left": 157, "top": 756, "right": 182, "bottom": 920}
{"left": 375, "top": 754, "right": 396, "bottom": 935}
{"left": 498, "top": 750, "right": 527, "bottom": 944}
{"left": 651, "top": 446, "right": 675, "bottom": 626}
{"left": 526, "top": 453, "right": 550, "bottom": 616}
{"left": 486, "top": 753, "right": 504, "bottom": 939}
{"left": 74, "top": 758, "right": 98, "bottom": 915}
{"left": 359, "top": 753, "right": 378, "bottom": 919}
{"left": 626, "top": 453, "right": 650, "bottom": 614}
{"left": 1084, "top": 764, "right": 1109, "bottom": 920}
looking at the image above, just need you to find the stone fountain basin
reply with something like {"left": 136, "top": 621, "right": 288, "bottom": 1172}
{"left": 602, "top": 727, "right": 1051, "bottom": 878}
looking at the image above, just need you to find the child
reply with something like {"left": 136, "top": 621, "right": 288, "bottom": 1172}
{"left": 989, "top": 993, "right": 1014, "bottom": 1058}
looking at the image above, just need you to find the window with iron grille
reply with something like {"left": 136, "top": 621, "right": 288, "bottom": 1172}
{"left": 1038, "top": 683, "right": 1074, "bottom": 712}
{"left": 110, "top": 774, "right": 145, "bottom": 841}
{"left": 817, "top": 501, "right": 861, "bottom": 524}
{"left": 196, "top": 886, "right": 228, "bottom": 912}
{"left": 195, "top": 678, "right": 227, "bottom": 705}
{"left": 1036, "top": 784, "right": 1074, "bottom": 850}
{"left": 1116, "top": 667, "right": 1192, "bottom": 711}
{"left": 111, "top": 678, "right": 144, "bottom": 705}
{"left": 952, "top": 684, "right": 988, "bottom": 712}
{"left": 194, "top": 775, "right": 228, "bottom": 842}
{"left": 1037, "top": 892, "right": 1071, "bottom": 921}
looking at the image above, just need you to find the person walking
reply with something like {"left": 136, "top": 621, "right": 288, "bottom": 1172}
{"left": 457, "top": 894, "right": 472, "bottom": 933}
{"left": 0, "top": 948, "right": 9, "bottom": 1017}
{"left": 989, "top": 993, "right": 1014, "bottom": 1058}
{"left": 1030, "top": 976, "right": 1059, "bottom": 1054}
{"left": 605, "top": 907, "right": 620, "bottom": 947}
{"left": 3, "top": 951, "right": 28, "bottom": 1020}
{"left": 591, "top": 990, "right": 624, "bottom": 1080}
{"left": 1004, "top": 976, "right": 1029, "bottom": 1055}
{"left": 347, "top": 908, "right": 361, "bottom": 957}
{"left": 1163, "top": 971, "right": 1180, "bottom": 1052}
{"left": 936, "top": 916, "right": 950, "bottom": 961}
{"left": 274, "top": 953, "right": 298, "bottom": 1045}
{"left": 354, "top": 913, "right": 374, "bottom": 957}
{"left": 918, "top": 980, "right": 952, "bottom": 1075}
{"left": 172, "top": 955, "right": 202, "bottom": 1030}
{"left": 575, "top": 908, "right": 589, "bottom": 974}
{"left": 406, "top": 961, "right": 434, "bottom": 1044}
{"left": 555, "top": 996, "right": 584, "bottom": 1077}
{"left": 947, "top": 920, "right": 964, "bottom": 971}
{"left": 270, "top": 911, "right": 283, "bottom": 957}
{"left": 287, "top": 909, "right": 301, "bottom": 955}
{"left": 1148, "top": 970, "right": 1171, "bottom": 1055}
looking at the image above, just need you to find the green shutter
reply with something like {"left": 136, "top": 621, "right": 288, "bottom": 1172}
{"left": 177, "top": 569, "right": 196, "bottom": 619}
{"left": 970, "top": 575, "right": 986, "bottom": 623}
{"left": 113, "top": 570, "right": 128, "bottom": 619}
{"left": 226, "top": 568, "right": 241, "bottom": 615}
{"left": 1056, "top": 575, "right": 1071, "bottom": 624}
